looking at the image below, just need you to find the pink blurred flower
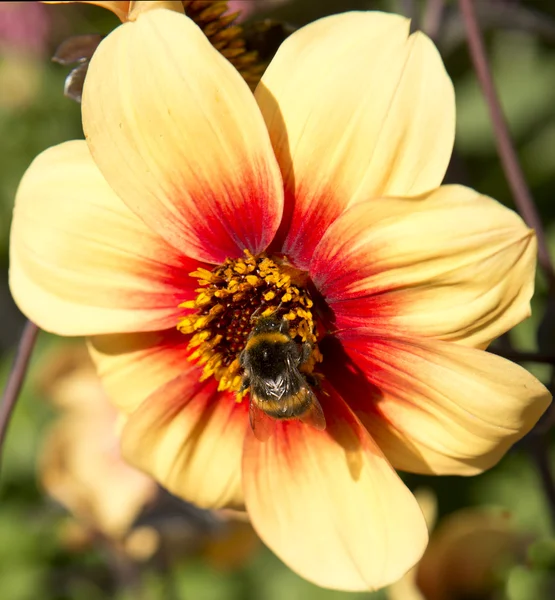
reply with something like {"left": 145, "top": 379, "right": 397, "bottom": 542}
{"left": 228, "top": 0, "right": 289, "bottom": 21}
{"left": 0, "top": 2, "right": 51, "bottom": 56}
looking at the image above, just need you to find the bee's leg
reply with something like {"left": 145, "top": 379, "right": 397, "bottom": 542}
{"left": 299, "top": 342, "right": 312, "bottom": 366}
{"left": 305, "top": 372, "right": 323, "bottom": 390}
{"left": 240, "top": 376, "right": 250, "bottom": 393}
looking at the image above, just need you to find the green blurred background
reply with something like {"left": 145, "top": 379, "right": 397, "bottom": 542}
{"left": 2, "top": 0, "right": 555, "bottom": 598}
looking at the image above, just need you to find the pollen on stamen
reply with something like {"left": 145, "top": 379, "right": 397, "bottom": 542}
{"left": 177, "top": 250, "right": 322, "bottom": 393}
{"left": 181, "top": 1, "right": 266, "bottom": 90}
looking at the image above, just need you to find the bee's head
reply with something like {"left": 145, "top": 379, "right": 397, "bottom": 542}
{"left": 250, "top": 314, "right": 289, "bottom": 336}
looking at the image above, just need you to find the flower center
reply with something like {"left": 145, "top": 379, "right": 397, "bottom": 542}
{"left": 178, "top": 251, "right": 322, "bottom": 393}
{"left": 182, "top": 0, "right": 265, "bottom": 90}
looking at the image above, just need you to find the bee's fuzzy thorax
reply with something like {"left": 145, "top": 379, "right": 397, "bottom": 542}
{"left": 245, "top": 331, "right": 290, "bottom": 351}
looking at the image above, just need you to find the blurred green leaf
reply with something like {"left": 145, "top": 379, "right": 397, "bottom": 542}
{"left": 528, "top": 538, "right": 555, "bottom": 572}
{"left": 506, "top": 564, "right": 555, "bottom": 600}
{"left": 472, "top": 453, "right": 552, "bottom": 536}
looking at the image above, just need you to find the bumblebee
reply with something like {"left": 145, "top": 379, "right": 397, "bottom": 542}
{"left": 239, "top": 313, "right": 326, "bottom": 441}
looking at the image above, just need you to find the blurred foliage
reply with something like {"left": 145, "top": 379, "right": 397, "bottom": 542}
{"left": 2, "top": 0, "right": 555, "bottom": 598}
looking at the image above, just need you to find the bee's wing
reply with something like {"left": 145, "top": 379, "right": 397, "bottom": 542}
{"left": 298, "top": 388, "right": 326, "bottom": 432}
{"left": 249, "top": 397, "right": 276, "bottom": 442}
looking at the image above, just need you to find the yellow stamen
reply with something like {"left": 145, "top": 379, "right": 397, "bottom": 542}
{"left": 182, "top": 1, "right": 266, "bottom": 90}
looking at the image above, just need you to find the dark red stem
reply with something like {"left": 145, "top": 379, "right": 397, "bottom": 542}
{"left": 458, "top": 0, "right": 555, "bottom": 291}
{"left": 0, "top": 320, "right": 40, "bottom": 468}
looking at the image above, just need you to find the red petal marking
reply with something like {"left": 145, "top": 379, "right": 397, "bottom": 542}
{"left": 121, "top": 254, "right": 208, "bottom": 311}
{"left": 121, "top": 374, "right": 250, "bottom": 509}
{"left": 328, "top": 294, "right": 408, "bottom": 338}
{"left": 320, "top": 333, "right": 387, "bottom": 420}
{"left": 90, "top": 327, "right": 199, "bottom": 415}
{"left": 308, "top": 209, "right": 409, "bottom": 336}
{"left": 271, "top": 185, "right": 347, "bottom": 270}
{"left": 168, "top": 162, "right": 283, "bottom": 264}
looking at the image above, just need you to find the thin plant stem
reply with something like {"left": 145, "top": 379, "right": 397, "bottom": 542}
{"left": 458, "top": 0, "right": 555, "bottom": 291}
{"left": 459, "top": 0, "right": 555, "bottom": 528}
{"left": 0, "top": 320, "right": 39, "bottom": 468}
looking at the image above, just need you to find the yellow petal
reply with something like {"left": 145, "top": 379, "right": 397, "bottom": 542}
{"left": 312, "top": 185, "right": 536, "bottom": 348}
{"left": 242, "top": 386, "right": 428, "bottom": 591}
{"left": 333, "top": 333, "right": 551, "bottom": 475}
{"left": 89, "top": 329, "right": 192, "bottom": 414}
{"left": 257, "top": 11, "right": 454, "bottom": 267}
{"left": 127, "top": 1, "right": 183, "bottom": 20}
{"left": 82, "top": 9, "right": 283, "bottom": 264}
{"left": 387, "top": 489, "right": 438, "bottom": 600}
{"left": 9, "top": 141, "right": 199, "bottom": 336}
{"left": 93, "top": 331, "right": 247, "bottom": 508}
{"left": 387, "top": 567, "right": 427, "bottom": 600}
{"left": 120, "top": 379, "right": 248, "bottom": 510}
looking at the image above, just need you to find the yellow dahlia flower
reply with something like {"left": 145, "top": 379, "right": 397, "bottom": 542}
{"left": 9, "top": 8, "right": 550, "bottom": 591}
